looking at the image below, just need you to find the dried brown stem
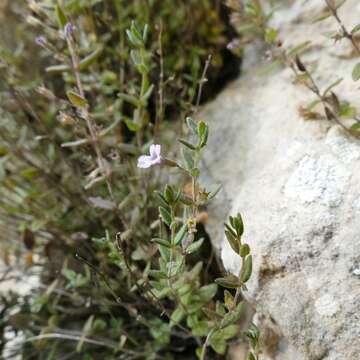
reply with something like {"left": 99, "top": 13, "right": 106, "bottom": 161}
{"left": 155, "top": 21, "right": 164, "bottom": 141}
{"left": 194, "top": 54, "right": 212, "bottom": 113}
{"left": 325, "top": 0, "right": 360, "bottom": 55}
{"left": 66, "top": 33, "right": 127, "bottom": 229}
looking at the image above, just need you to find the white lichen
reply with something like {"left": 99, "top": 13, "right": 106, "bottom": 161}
{"left": 284, "top": 154, "right": 349, "bottom": 208}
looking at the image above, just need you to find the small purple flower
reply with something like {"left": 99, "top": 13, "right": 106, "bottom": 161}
{"left": 35, "top": 36, "right": 46, "bottom": 46}
{"left": 226, "top": 39, "right": 240, "bottom": 51}
{"left": 64, "top": 22, "right": 76, "bottom": 37}
{"left": 137, "top": 144, "right": 162, "bottom": 168}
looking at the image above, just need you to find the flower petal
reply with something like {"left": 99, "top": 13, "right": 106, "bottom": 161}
{"left": 154, "top": 144, "right": 161, "bottom": 157}
{"left": 137, "top": 155, "right": 152, "bottom": 168}
{"left": 149, "top": 144, "right": 156, "bottom": 158}
{"left": 149, "top": 144, "right": 161, "bottom": 158}
{"left": 152, "top": 156, "right": 162, "bottom": 165}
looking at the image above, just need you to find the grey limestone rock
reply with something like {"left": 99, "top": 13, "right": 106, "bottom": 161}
{"left": 201, "top": 1, "right": 360, "bottom": 358}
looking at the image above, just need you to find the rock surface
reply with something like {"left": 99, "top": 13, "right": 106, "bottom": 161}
{"left": 201, "top": 1, "right": 360, "bottom": 359}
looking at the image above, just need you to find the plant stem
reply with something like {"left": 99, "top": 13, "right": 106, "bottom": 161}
{"left": 325, "top": 0, "right": 360, "bottom": 56}
{"left": 155, "top": 20, "right": 164, "bottom": 141}
{"left": 194, "top": 54, "right": 212, "bottom": 113}
{"left": 288, "top": 59, "right": 354, "bottom": 136}
{"left": 200, "top": 328, "right": 215, "bottom": 360}
{"left": 66, "top": 33, "right": 127, "bottom": 229}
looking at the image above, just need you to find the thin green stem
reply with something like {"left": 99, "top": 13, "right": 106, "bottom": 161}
{"left": 200, "top": 328, "right": 215, "bottom": 360}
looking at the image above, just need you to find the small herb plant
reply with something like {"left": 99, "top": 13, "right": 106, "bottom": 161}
{"left": 135, "top": 116, "right": 259, "bottom": 359}
{"left": 228, "top": 0, "right": 360, "bottom": 137}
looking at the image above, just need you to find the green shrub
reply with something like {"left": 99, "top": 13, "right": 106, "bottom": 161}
{"left": 0, "top": 1, "right": 260, "bottom": 359}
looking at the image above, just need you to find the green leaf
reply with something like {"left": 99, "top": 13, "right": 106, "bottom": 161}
{"left": 20, "top": 167, "right": 38, "bottom": 179}
{"left": 62, "top": 268, "right": 77, "bottom": 282}
{"left": 287, "top": 41, "right": 311, "bottom": 57}
{"left": 187, "top": 301, "right": 203, "bottom": 314}
{"left": 312, "top": 11, "right": 332, "bottom": 23}
{"left": 240, "top": 255, "right": 253, "bottom": 284}
{"left": 177, "top": 283, "right": 192, "bottom": 296}
{"left": 0, "top": 147, "right": 7, "bottom": 157}
{"left": 210, "top": 336, "right": 227, "bottom": 355}
{"left": 154, "top": 190, "right": 168, "bottom": 207}
{"left": 339, "top": 102, "right": 357, "bottom": 118}
{"left": 307, "top": 99, "right": 321, "bottom": 111}
{"left": 76, "top": 315, "right": 94, "bottom": 352}
{"left": 225, "top": 229, "right": 239, "bottom": 254}
{"left": 239, "top": 244, "right": 250, "bottom": 258}
{"left": 198, "top": 121, "right": 206, "bottom": 138}
{"left": 351, "top": 23, "right": 360, "bottom": 34}
{"left": 334, "top": 0, "right": 347, "bottom": 10}
{"left": 215, "top": 275, "right": 241, "bottom": 289}
{"left": 245, "top": 3, "right": 260, "bottom": 16}
{"left": 141, "top": 84, "right": 154, "bottom": 101}
{"left": 93, "top": 319, "right": 106, "bottom": 332}
{"left": 55, "top": 3, "right": 68, "bottom": 30}
{"left": 159, "top": 206, "right": 172, "bottom": 227}
{"left": 79, "top": 47, "right": 103, "bottom": 70}
{"left": 46, "top": 64, "right": 71, "bottom": 73}
{"left": 181, "top": 147, "right": 194, "bottom": 170}
{"left": 148, "top": 270, "right": 168, "bottom": 279}
{"left": 224, "top": 290, "right": 234, "bottom": 310}
{"left": 350, "top": 122, "right": 360, "bottom": 136}
{"left": 124, "top": 117, "right": 142, "bottom": 132}
{"left": 149, "top": 280, "right": 165, "bottom": 291}
{"left": 216, "top": 301, "right": 226, "bottom": 317}
{"left": 247, "top": 353, "right": 256, "bottom": 360}
{"left": 245, "top": 323, "right": 260, "bottom": 341}
{"left": 219, "top": 324, "right": 240, "bottom": 340}
{"left": 158, "top": 244, "right": 170, "bottom": 261}
{"left": 179, "top": 194, "right": 193, "bottom": 206}
{"left": 152, "top": 287, "right": 171, "bottom": 299}
{"left": 170, "top": 307, "right": 185, "bottom": 326}
{"left": 130, "top": 21, "right": 143, "bottom": 44}
{"left": 352, "top": 62, "right": 360, "bottom": 81}
{"left": 149, "top": 319, "right": 170, "bottom": 346}
{"left": 142, "top": 24, "right": 149, "bottom": 43}
{"left": 164, "top": 185, "right": 175, "bottom": 204}
{"left": 130, "top": 49, "right": 142, "bottom": 67}
{"left": 186, "top": 117, "right": 198, "bottom": 134}
{"left": 198, "top": 123, "right": 209, "bottom": 148}
{"left": 46, "top": 47, "right": 103, "bottom": 73}
{"left": 220, "top": 301, "right": 244, "bottom": 329}
{"left": 118, "top": 93, "right": 142, "bottom": 107}
{"left": 323, "top": 78, "right": 343, "bottom": 96}
{"left": 233, "top": 213, "right": 244, "bottom": 237}
{"left": 178, "top": 139, "right": 196, "bottom": 150}
{"left": 186, "top": 238, "right": 204, "bottom": 254}
{"left": 265, "top": 28, "right": 278, "bottom": 43}
{"left": 208, "top": 184, "right": 222, "bottom": 200}
{"left": 66, "top": 91, "right": 87, "bottom": 108}
{"left": 126, "top": 29, "right": 142, "bottom": 47}
{"left": 245, "top": 323, "right": 260, "bottom": 349}
{"left": 236, "top": 23, "right": 257, "bottom": 34}
{"left": 224, "top": 223, "right": 236, "bottom": 238}
{"left": 191, "top": 321, "right": 210, "bottom": 337}
{"left": 190, "top": 168, "right": 200, "bottom": 177}
{"left": 173, "top": 223, "right": 187, "bottom": 245}
{"left": 259, "top": 59, "right": 282, "bottom": 75}
{"left": 198, "top": 283, "right": 217, "bottom": 302}
{"left": 151, "top": 238, "right": 171, "bottom": 248}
